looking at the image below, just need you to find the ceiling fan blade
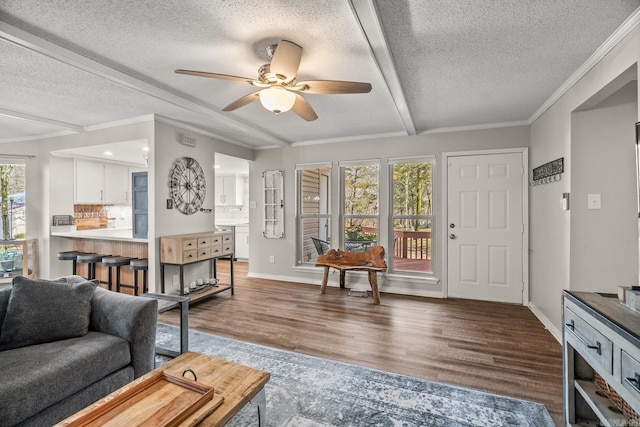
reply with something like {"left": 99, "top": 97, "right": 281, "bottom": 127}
{"left": 291, "top": 93, "right": 318, "bottom": 121}
{"left": 175, "top": 69, "right": 256, "bottom": 83}
{"left": 296, "top": 80, "right": 372, "bottom": 94}
{"left": 270, "top": 40, "right": 302, "bottom": 82}
{"left": 222, "top": 92, "right": 261, "bottom": 111}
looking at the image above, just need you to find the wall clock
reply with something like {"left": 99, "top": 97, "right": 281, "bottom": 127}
{"left": 169, "top": 156, "right": 206, "bottom": 215}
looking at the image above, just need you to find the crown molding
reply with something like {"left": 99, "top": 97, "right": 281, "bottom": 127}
{"left": 419, "top": 120, "right": 529, "bottom": 135}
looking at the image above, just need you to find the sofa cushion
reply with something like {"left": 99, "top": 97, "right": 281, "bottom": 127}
{"left": 0, "top": 331, "right": 131, "bottom": 426}
{"left": 0, "top": 276, "right": 96, "bottom": 351}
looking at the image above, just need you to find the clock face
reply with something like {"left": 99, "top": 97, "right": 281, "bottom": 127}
{"left": 169, "top": 157, "right": 206, "bottom": 215}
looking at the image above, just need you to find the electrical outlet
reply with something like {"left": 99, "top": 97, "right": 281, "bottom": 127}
{"left": 269, "top": 255, "right": 275, "bottom": 264}
{"left": 172, "top": 275, "right": 179, "bottom": 286}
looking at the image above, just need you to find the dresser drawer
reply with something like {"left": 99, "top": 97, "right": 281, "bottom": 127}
{"left": 197, "top": 237, "right": 211, "bottom": 248}
{"left": 622, "top": 350, "right": 640, "bottom": 405}
{"left": 197, "top": 248, "right": 211, "bottom": 260}
{"left": 565, "top": 306, "right": 613, "bottom": 374}
{"left": 182, "top": 250, "right": 198, "bottom": 263}
{"left": 210, "top": 245, "right": 223, "bottom": 257}
{"left": 182, "top": 238, "right": 197, "bottom": 251}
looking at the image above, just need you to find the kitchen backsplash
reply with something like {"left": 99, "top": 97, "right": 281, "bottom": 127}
{"left": 74, "top": 204, "right": 132, "bottom": 230}
{"left": 215, "top": 175, "right": 249, "bottom": 222}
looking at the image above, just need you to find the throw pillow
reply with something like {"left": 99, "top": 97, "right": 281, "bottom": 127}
{"left": 0, "top": 276, "right": 96, "bottom": 351}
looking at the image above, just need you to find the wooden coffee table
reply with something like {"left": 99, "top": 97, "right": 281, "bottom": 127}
{"left": 56, "top": 352, "right": 270, "bottom": 427}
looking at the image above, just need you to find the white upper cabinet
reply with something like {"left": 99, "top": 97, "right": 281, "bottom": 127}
{"left": 215, "top": 175, "right": 244, "bottom": 206}
{"left": 75, "top": 159, "right": 131, "bottom": 205}
{"left": 103, "top": 163, "right": 129, "bottom": 205}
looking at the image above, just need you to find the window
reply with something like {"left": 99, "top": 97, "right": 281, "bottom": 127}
{"left": 0, "top": 161, "right": 26, "bottom": 240}
{"left": 390, "top": 158, "right": 433, "bottom": 273}
{"left": 297, "top": 164, "right": 331, "bottom": 264}
{"left": 341, "top": 161, "right": 379, "bottom": 252}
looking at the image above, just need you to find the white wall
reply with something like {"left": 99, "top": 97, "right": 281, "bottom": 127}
{"left": 153, "top": 120, "right": 253, "bottom": 293}
{"left": 570, "top": 81, "right": 638, "bottom": 292}
{"left": 530, "top": 24, "right": 640, "bottom": 336}
{"left": 248, "top": 126, "right": 529, "bottom": 296}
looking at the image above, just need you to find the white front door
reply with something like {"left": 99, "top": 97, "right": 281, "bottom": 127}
{"left": 447, "top": 152, "right": 524, "bottom": 304}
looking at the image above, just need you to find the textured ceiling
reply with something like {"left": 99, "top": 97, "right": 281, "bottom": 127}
{"left": 0, "top": 0, "right": 639, "bottom": 148}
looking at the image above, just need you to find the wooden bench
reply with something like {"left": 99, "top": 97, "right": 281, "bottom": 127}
{"left": 316, "top": 246, "right": 387, "bottom": 304}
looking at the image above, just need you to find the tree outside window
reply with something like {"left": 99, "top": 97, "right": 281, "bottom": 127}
{"left": 391, "top": 160, "right": 433, "bottom": 273}
{"left": 0, "top": 164, "right": 26, "bottom": 240}
{"left": 342, "top": 164, "right": 378, "bottom": 252}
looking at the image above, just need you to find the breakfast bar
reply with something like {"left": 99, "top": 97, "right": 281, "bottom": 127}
{"left": 51, "top": 228, "right": 148, "bottom": 294}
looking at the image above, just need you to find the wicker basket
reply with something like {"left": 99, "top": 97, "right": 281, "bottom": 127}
{"left": 593, "top": 371, "right": 640, "bottom": 425}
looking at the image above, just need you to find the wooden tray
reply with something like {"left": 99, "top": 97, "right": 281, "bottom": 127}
{"left": 57, "top": 370, "right": 223, "bottom": 427}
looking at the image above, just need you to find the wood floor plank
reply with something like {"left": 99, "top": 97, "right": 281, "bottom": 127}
{"left": 158, "top": 262, "right": 563, "bottom": 425}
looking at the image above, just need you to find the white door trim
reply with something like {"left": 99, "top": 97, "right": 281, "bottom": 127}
{"left": 441, "top": 148, "right": 529, "bottom": 305}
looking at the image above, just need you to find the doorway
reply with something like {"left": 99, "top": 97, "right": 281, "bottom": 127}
{"left": 444, "top": 150, "right": 528, "bottom": 304}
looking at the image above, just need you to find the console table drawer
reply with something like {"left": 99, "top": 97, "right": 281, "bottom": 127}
{"left": 622, "top": 350, "right": 640, "bottom": 405}
{"left": 210, "top": 245, "right": 223, "bottom": 257}
{"left": 182, "top": 250, "right": 198, "bottom": 263}
{"left": 198, "top": 237, "right": 211, "bottom": 248}
{"left": 197, "top": 248, "right": 211, "bottom": 260}
{"left": 182, "top": 239, "right": 198, "bottom": 251}
{"left": 223, "top": 244, "right": 233, "bottom": 255}
{"left": 565, "top": 306, "right": 613, "bottom": 374}
{"left": 212, "top": 236, "right": 222, "bottom": 245}
{"left": 222, "top": 234, "right": 233, "bottom": 244}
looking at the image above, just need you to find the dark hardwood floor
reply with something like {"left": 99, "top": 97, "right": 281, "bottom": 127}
{"left": 158, "top": 261, "right": 563, "bottom": 426}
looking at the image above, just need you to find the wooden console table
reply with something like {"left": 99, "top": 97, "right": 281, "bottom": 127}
{"left": 160, "top": 230, "right": 234, "bottom": 302}
{"left": 563, "top": 291, "right": 640, "bottom": 425}
{"left": 316, "top": 246, "right": 387, "bottom": 305}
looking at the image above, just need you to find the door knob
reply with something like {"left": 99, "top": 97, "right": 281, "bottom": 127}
{"left": 449, "top": 223, "right": 455, "bottom": 228}
{"left": 449, "top": 234, "right": 456, "bottom": 239}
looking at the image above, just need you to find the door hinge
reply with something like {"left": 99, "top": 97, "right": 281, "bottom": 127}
{"left": 521, "top": 224, "right": 525, "bottom": 233}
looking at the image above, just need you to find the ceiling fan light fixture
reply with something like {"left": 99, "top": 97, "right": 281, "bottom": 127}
{"left": 259, "top": 86, "right": 296, "bottom": 114}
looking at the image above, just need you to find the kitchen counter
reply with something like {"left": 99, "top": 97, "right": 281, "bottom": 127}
{"left": 51, "top": 228, "right": 147, "bottom": 243}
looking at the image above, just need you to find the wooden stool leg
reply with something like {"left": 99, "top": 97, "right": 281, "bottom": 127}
{"left": 320, "top": 267, "right": 329, "bottom": 294}
{"left": 339, "top": 270, "right": 346, "bottom": 288}
{"left": 368, "top": 271, "right": 381, "bottom": 305}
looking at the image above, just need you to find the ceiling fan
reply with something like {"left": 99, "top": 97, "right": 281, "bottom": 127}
{"left": 175, "top": 40, "right": 372, "bottom": 121}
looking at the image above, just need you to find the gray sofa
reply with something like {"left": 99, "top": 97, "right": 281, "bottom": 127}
{"left": 0, "top": 276, "right": 158, "bottom": 426}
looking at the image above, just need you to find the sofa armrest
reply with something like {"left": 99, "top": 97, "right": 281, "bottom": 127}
{"left": 89, "top": 287, "right": 158, "bottom": 378}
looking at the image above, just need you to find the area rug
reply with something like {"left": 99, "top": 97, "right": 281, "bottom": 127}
{"left": 155, "top": 323, "right": 554, "bottom": 427}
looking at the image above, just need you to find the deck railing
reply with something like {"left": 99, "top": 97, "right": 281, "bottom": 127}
{"left": 393, "top": 230, "right": 431, "bottom": 260}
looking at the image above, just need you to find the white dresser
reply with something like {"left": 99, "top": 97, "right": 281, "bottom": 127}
{"left": 563, "top": 291, "right": 640, "bottom": 426}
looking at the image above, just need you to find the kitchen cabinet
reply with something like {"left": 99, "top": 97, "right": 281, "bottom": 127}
{"left": 235, "top": 225, "right": 249, "bottom": 260}
{"left": 75, "top": 159, "right": 131, "bottom": 205}
{"left": 215, "top": 175, "right": 244, "bottom": 206}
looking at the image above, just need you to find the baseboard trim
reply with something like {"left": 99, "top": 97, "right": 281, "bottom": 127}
{"left": 528, "top": 301, "right": 561, "bottom": 344}
{"left": 247, "top": 272, "right": 444, "bottom": 298}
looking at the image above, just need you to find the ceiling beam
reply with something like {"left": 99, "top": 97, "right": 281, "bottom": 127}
{"left": 0, "top": 20, "right": 290, "bottom": 148}
{"left": 0, "top": 107, "right": 84, "bottom": 132}
{"left": 349, "top": 0, "right": 416, "bottom": 136}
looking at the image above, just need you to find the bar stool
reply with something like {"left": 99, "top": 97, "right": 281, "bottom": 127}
{"left": 76, "top": 253, "right": 108, "bottom": 281}
{"left": 102, "top": 256, "right": 133, "bottom": 292}
{"left": 57, "top": 251, "right": 88, "bottom": 275}
{"left": 130, "top": 258, "right": 148, "bottom": 296}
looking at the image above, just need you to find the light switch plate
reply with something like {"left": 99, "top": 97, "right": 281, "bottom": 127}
{"left": 587, "top": 193, "right": 601, "bottom": 210}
